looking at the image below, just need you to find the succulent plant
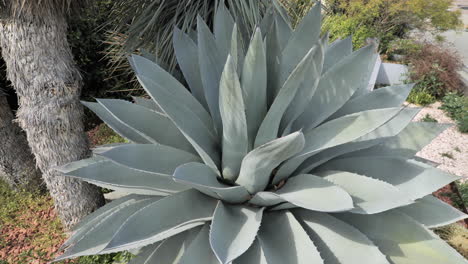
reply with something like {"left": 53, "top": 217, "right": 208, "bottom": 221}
{"left": 56, "top": 3, "right": 467, "bottom": 264}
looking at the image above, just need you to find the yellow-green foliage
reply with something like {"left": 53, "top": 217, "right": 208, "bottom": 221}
{"left": 434, "top": 224, "right": 468, "bottom": 258}
{"left": 322, "top": 0, "right": 462, "bottom": 51}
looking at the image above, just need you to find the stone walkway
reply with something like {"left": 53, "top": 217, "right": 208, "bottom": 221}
{"left": 410, "top": 103, "right": 468, "bottom": 180}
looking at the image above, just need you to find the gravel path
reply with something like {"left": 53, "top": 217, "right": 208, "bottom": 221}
{"left": 409, "top": 102, "right": 468, "bottom": 180}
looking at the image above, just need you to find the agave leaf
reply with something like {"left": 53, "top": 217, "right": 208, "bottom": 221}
{"left": 219, "top": 56, "right": 249, "bottom": 180}
{"left": 294, "top": 210, "right": 390, "bottom": 264}
{"left": 280, "top": 37, "right": 325, "bottom": 133}
{"left": 97, "top": 144, "right": 200, "bottom": 175}
{"left": 132, "top": 97, "right": 164, "bottom": 114}
{"left": 137, "top": 75, "right": 220, "bottom": 170}
{"left": 350, "top": 122, "right": 450, "bottom": 158}
{"left": 173, "top": 28, "right": 208, "bottom": 108}
{"left": 55, "top": 156, "right": 106, "bottom": 175}
{"left": 128, "top": 229, "right": 199, "bottom": 264}
{"left": 328, "top": 84, "right": 414, "bottom": 120}
{"left": 242, "top": 28, "right": 267, "bottom": 148}
{"left": 179, "top": 224, "right": 219, "bottom": 264}
{"left": 133, "top": 76, "right": 220, "bottom": 168}
{"left": 96, "top": 99, "right": 195, "bottom": 153}
{"left": 357, "top": 107, "right": 421, "bottom": 142}
{"left": 323, "top": 37, "right": 353, "bottom": 73}
{"left": 236, "top": 132, "right": 305, "bottom": 194}
{"left": 319, "top": 171, "right": 413, "bottom": 214}
{"left": 254, "top": 46, "right": 317, "bottom": 147}
{"left": 56, "top": 197, "right": 158, "bottom": 260}
{"left": 266, "top": 20, "right": 282, "bottom": 106}
{"left": 295, "top": 139, "right": 383, "bottom": 175}
{"left": 82, "top": 102, "right": 150, "bottom": 144}
{"left": 127, "top": 242, "right": 162, "bottom": 264}
{"left": 396, "top": 195, "right": 467, "bottom": 228}
{"left": 294, "top": 44, "right": 378, "bottom": 131}
{"left": 258, "top": 211, "right": 324, "bottom": 264}
{"left": 130, "top": 55, "right": 213, "bottom": 130}
{"left": 131, "top": 55, "right": 220, "bottom": 169}
{"left": 352, "top": 52, "right": 380, "bottom": 99}
{"left": 104, "top": 189, "right": 217, "bottom": 253}
{"left": 60, "top": 160, "right": 189, "bottom": 196}
{"left": 279, "top": 3, "right": 321, "bottom": 88}
{"left": 214, "top": 1, "right": 235, "bottom": 59}
{"left": 260, "top": 6, "right": 274, "bottom": 36}
{"left": 66, "top": 194, "right": 143, "bottom": 239}
{"left": 230, "top": 24, "right": 244, "bottom": 71}
{"left": 249, "top": 191, "right": 283, "bottom": 207}
{"left": 318, "top": 157, "right": 460, "bottom": 200}
{"left": 253, "top": 174, "right": 353, "bottom": 212}
{"left": 234, "top": 240, "right": 268, "bottom": 264}
{"left": 300, "top": 107, "right": 401, "bottom": 153}
{"left": 272, "top": 2, "right": 292, "bottom": 50}
{"left": 210, "top": 203, "right": 264, "bottom": 264}
{"left": 295, "top": 107, "right": 421, "bottom": 174}
{"left": 274, "top": 107, "right": 401, "bottom": 184}
{"left": 174, "top": 163, "right": 250, "bottom": 203}
{"left": 197, "top": 15, "right": 225, "bottom": 134}
{"left": 92, "top": 144, "right": 127, "bottom": 154}
{"left": 366, "top": 55, "right": 383, "bottom": 92}
{"left": 337, "top": 211, "right": 467, "bottom": 264}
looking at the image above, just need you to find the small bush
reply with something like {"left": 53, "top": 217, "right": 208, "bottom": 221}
{"left": 421, "top": 114, "right": 438, "bottom": 122}
{"left": 440, "top": 93, "right": 468, "bottom": 133}
{"left": 406, "top": 43, "right": 465, "bottom": 98}
{"left": 386, "top": 39, "right": 423, "bottom": 60}
{"left": 322, "top": 0, "right": 462, "bottom": 51}
{"left": 407, "top": 89, "right": 436, "bottom": 106}
{"left": 76, "top": 251, "right": 134, "bottom": 264}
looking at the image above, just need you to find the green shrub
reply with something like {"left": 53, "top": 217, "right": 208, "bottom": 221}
{"left": 440, "top": 93, "right": 468, "bottom": 133}
{"left": 421, "top": 114, "right": 438, "bottom": 123}
{"left": 405, "top": 43, "right": 465, "bottom": 99}
{"left": 76, "top": 251, "right": 134, "bottom": 264}
{"left": 322, "top": 0, "right": 461, "bottom": 52}
{"left": 386, "top": 39, "right": 422, "bottom": 60}
{"left": 407, "top": 89, "right": 436, "bottom": 105}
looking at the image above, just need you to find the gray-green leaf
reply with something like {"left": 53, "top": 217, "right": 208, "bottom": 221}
{"left": 319, "top": 170, "right": 413, "bottom": 214}
{"left": 242, "top": 28, "right": 267, "bottom": 149}
{"left": 104, "top": 189, "right": 217, "bottom": 252}
{"left": 97, "top": 144, "right": 200, "bottom": 175}
{"left": 210, "top": 203, "right": 264, "bottom": 264}
{"left": 396, "top": 195, "right": 467, "bottom": 228}
{"left": 294, "top": 209, "right": 390, "bottom": 264}
{"left": 236, "top": 132, "right": 305, "bottom": 193}
{"left": 174, "top": 163, "right": 250, "bottom": 203}
{"left": 96, "top": 99, "right": 194, "bottom": 153}
{"left": 219, "top": 56, "right": 249, "bottom": 180}
{"left": 258, "top": 211, "right": 324, "bottom": 264}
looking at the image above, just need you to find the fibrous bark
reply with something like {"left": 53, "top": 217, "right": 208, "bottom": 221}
{"left": 0, "top": 95, "right": 43, "bottom": 191}
{"left": 0, "top": 11, "right": 104, "bottom": 229}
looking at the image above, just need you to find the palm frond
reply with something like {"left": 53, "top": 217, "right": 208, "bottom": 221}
{"left": 105, "top": 0, "right": 271, "bottom": 88}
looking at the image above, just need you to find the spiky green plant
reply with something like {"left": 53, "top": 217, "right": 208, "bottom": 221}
{"left": 56, "top": 3, "right": 467, "bottom": 264}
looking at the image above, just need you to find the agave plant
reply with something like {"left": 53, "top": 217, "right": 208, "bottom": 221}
{"left": 56, "top": 3, "right": 467, "bottom": 264}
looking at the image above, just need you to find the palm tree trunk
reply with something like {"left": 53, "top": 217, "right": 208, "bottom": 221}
{"left": 0, "top": 95, "right": 43, "bottom": 191}
{"left": 0, "top": 11, "right": 104, "bottom": 229}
